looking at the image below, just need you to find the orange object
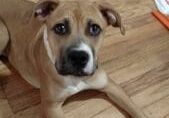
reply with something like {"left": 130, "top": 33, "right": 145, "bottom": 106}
{"left": 152, "top": 10, "right": 169, "bottom": 30}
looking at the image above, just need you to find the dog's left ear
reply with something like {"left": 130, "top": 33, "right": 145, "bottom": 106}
{"left": 34, "top": 0, "right": 59, "bottom": 21}
{"left": 98, "top": 3, "right": 125, "bottom": 35}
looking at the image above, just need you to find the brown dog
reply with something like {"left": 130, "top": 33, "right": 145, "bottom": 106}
{"left": 0, "top": 0, "right": 148, "bottom": 118}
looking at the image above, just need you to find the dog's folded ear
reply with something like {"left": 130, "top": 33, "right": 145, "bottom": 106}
{"left": 34, "top": 0, "right": 59, "bottom": 21}
{"left": 98, "top": 2, "right": 125, "bottom": 35}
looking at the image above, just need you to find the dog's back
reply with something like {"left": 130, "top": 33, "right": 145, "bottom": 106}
{"left": 0, "top": 0, "right": 35, "bottom": 55}
{"left": 0, "top": 0, "right": 35, "bottom": 29}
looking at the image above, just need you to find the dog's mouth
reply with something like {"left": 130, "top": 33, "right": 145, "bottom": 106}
{"left": 57, "top": 68, "right": 95, "bottom": 77}
{"left": 55, "top": 62, "right": 98, "bottom": 77}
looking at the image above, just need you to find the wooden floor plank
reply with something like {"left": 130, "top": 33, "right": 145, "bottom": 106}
{"left": 2, "top": 71, "right": 40, "bottom": 113}
{"left": 0, "top": 99, "right": 14, "bottom": 118}
{"left": 0, "top": 85, "right": 5, "bottom": 99}
{"left": 131, "top": 79, "right": 169, "bottom": 108}
{"left": 0, "top": 99, "right": 40, "bottom": 118}
{"left": 0, "top": 0, "right": 169, "bottom": 118}
{"left": 66, "top": 94, "right": 112, "bottom": 118}
{"left": 143, "top": 95, "right": 169, "bottom": 118}
{"left": 102, "top": 23, "right": 169, "bottom": 85}
{"left": 121, "top": 62, "right": 169, "bottom": 96}
{"left": 91, "top": 107, "right": 126, "bottom": 118}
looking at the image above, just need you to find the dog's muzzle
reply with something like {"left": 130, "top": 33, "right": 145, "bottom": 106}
{"left": 56, "top": 43, "right": 97, "bottom": 77}
{"left": 68, "top": 50, "right": 89, "bottom": 69}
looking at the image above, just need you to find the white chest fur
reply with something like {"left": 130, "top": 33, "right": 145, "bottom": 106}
{"left": 58, "top": 76, "right": 90, "bottom": 98}
{"left": 58, "top": 72, "right": 108, "bottom": 99}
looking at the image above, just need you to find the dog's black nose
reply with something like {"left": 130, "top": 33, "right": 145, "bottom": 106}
{"left": 68, "top": 50, "right": 89, "bottom": 69}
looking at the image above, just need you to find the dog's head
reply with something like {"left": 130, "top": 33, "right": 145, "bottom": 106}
{"left": 34, "top": 0, "right": 125, "bottom": 77}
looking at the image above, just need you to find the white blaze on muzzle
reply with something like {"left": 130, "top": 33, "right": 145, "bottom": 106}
{"left": 43, "top": 26, "right": 55, "bottom": 64}
{"left": 73, "top": 42, "right": 94, "bottom": 74}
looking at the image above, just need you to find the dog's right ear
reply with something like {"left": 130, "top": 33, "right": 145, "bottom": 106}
{"left": 34, "top": 0, "right": 59, "bottom": 21}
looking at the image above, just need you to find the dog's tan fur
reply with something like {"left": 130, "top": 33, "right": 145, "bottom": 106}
{"left": 0, "top": 0, "right": 147, "bottom": 118}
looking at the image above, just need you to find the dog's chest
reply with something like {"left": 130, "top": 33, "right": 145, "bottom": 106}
{"left": 62, "top": 77, "right": 90, "bottom": 96}
{"left": 58, "top": 72, "right": 108, "bottom": 99}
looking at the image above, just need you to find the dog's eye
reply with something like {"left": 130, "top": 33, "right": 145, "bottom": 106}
{"left": 53, "top": 21, "right": 69, "bottom": 35}
{"left": 88, "top": 24, "right": 102, "bottom": 37}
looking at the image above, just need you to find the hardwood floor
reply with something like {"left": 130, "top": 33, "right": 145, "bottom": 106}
{"left": 0, "top": 0, "right": 169, "bottom": 118}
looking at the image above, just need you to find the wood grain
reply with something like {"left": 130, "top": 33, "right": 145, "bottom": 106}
{"left": 0, "top": 0, "right": 169, "bottom": 118}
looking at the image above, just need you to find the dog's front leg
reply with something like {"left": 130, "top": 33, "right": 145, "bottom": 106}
{"left": 43, "top": 101, "right": 65, "bottom": 118}
{"left": 101, "top": 79, "right": 148, "bottom": 118}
